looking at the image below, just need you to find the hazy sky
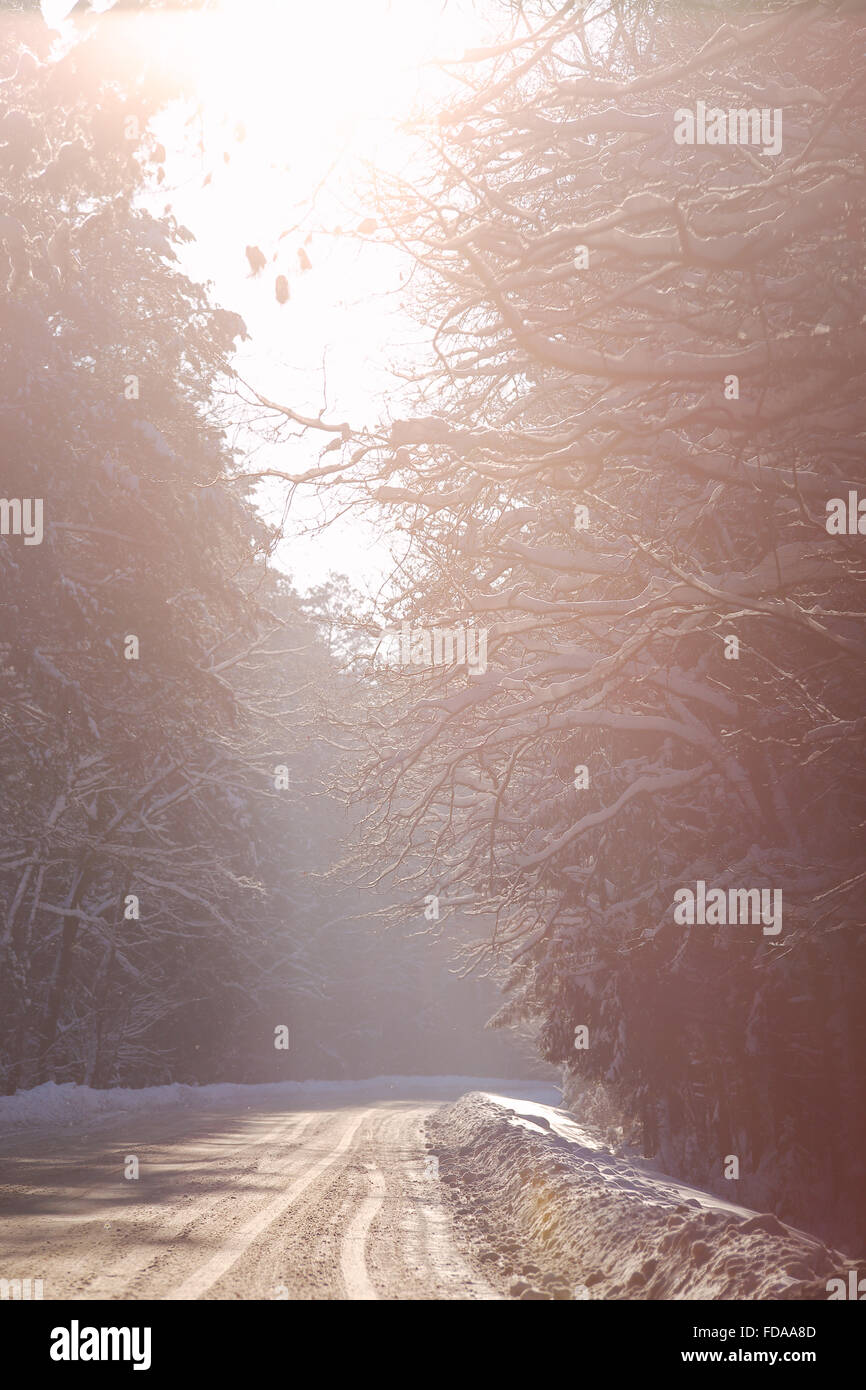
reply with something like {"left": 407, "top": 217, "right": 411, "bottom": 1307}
{"left": 59, "top": 0, "right": 494, "bottom": 596}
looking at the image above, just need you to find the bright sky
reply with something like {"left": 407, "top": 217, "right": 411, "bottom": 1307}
{"left": 44, "top": 0, "right": 494, "bottom": 595}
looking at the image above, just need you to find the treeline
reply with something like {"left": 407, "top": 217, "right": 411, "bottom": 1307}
{"left": 0, "top": 3, "right": 526, "bottom": 1093}
{"left": 0, "top": 1, "right": 314, "bottom": 1090}
{"left": 321, "top": 0, "right": 866, "bottom": 1252}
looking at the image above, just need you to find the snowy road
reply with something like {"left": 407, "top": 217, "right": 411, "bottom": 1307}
{"left": 0, "top": 1080, "right": 546, "bottom": 1301}
{"left": 0, "top": 1077, "right": 850, "bottom": 1301}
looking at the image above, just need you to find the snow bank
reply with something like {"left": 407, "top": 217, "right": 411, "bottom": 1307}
{"left": 0, "top": 1076, "right": 560, "bottom": 1139}
{"left": 427, "top": 1092, "right": 856, "bottom": 1301}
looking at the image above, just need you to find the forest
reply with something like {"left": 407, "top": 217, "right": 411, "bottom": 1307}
{"left": 0, "top": 0, "right": 864, "bottom": 1257}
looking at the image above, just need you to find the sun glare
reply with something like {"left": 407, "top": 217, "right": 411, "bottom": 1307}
{"left": 134, "top": 0, "right": 484, "bottom": 590}
{"left": 189, "top": 0, "right": 472, "bottom": 172}
{"left": 40, "top": 0, "right": 489, "bottom": 589}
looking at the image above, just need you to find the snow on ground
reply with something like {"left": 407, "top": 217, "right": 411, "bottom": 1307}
{"left": 426, "top": 1091, "right": 857, "bottom": 1301}
{"left": 0, "top": 1076, "right": 560, "bottom": 1140}
{"left": 4, "top": 1078, "right": 852, "bottom": 1300}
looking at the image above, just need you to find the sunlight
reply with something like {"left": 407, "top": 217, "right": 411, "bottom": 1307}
{"left": 42, "top": 0, "right": 491, "bottom": 590}
{"left": 141, "top": 0, "right": 488, "bottom": 593}
{"left": 168, "top": 0, "right": 478, "bottom": 186}
{"left": 195, "top": 0, "right": 456, "bottom": 153}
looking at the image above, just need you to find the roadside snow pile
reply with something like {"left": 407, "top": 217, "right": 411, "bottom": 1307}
{"left": 0, "top": 1076, "right": 559, "bottom": 1138}
{"left": 427, "top": 1092, "right": 856, "bottom": 1301}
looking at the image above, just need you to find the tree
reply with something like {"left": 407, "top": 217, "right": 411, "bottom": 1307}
{"left": 302, "top": 0, "right": 866, "bottom": 1249}
{"left": 0, "top": 0, "right": 306, "bottom": 1089}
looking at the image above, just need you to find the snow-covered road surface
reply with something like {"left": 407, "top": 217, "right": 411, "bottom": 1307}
{"left": 0, "top": 1078, "right": 551, "bottom": 1301}
{"left": 0, "top": 1078, "right": 853, "bottom": 1300}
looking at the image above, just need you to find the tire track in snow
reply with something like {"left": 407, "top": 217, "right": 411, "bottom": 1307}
{"left": 358, "top": 1106, "right": 502, "bottom": 1300}
{"left": 168, "top": 1108, "right": 368, "bottom": 1300}
{"left": 88, "top": 1112, "right": 316, "bottom": 1296}
{"left": 339, "top": 1165, "right": 386, "bottom": 1300}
